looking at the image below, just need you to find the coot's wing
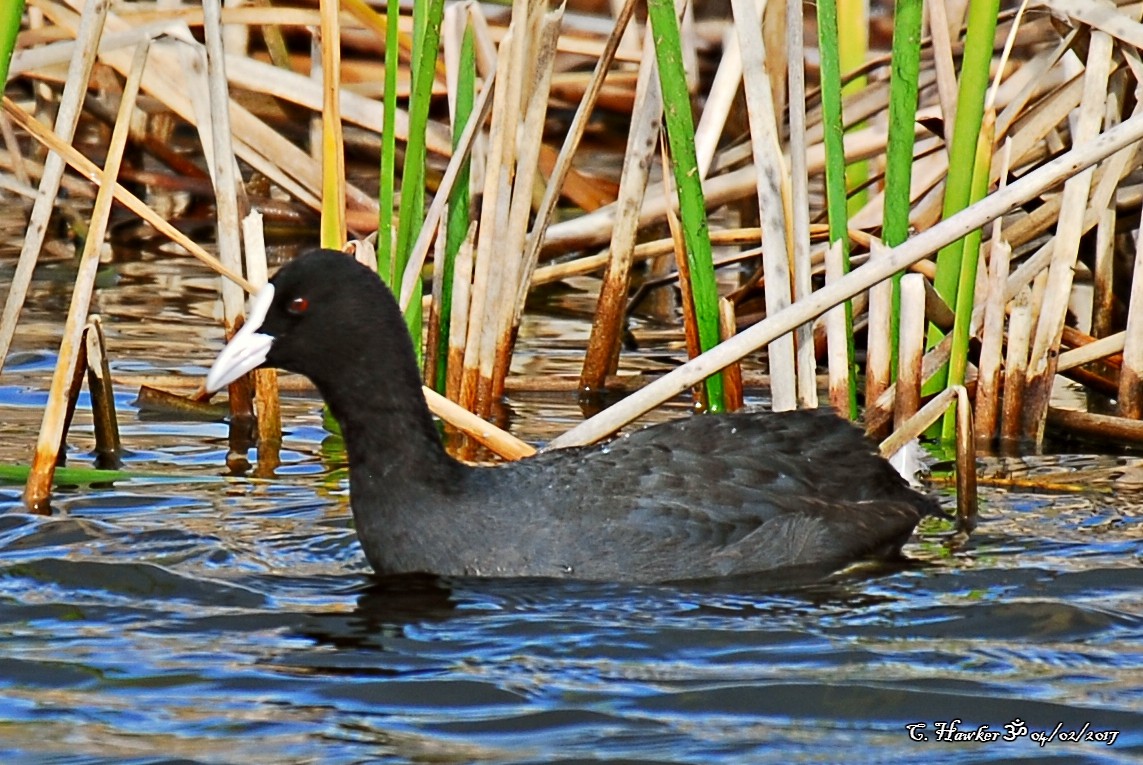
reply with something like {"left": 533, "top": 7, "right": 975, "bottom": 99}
{"left": 583, "top": 409, "right": 936, "bottom": 509}
{"left": 503, "top": 410, "right": 934, "bottom": 579}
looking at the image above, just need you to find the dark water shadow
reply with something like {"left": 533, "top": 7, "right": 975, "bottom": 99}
{"left": 292, "top": 557, "right": 931, "bottom": 651}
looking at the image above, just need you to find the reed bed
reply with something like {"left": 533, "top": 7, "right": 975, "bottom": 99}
{"left": 3, "top": 0, "right": 1143, "bottom": 510}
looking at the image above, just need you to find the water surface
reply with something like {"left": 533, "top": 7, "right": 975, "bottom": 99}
{"left": 1, "top": 249, "right": 1141, "bottom": 763}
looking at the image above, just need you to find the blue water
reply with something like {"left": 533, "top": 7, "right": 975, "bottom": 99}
{"left": 0, "top": 254, "right": 1141, "bottom": 763}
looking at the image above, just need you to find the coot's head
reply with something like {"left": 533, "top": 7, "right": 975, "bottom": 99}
{"left": 205, "top": 249, "right": 401, "bottom": 394}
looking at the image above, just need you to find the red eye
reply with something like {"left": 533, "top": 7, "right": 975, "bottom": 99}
{"left": 288, "top": 296, "right": 310, "bottom": 315}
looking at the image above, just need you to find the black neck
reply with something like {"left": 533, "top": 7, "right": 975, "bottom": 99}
{"left": 307, "top": 321, "right": 459, "bottom": 485}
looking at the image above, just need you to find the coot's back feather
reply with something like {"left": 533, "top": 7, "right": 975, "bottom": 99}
{"left": 206, "top": 249, "right": 938, "bottom": 583}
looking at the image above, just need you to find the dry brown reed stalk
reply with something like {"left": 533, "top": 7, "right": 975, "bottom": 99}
{"left": 200, "top": 0, "right": 261, "bottom": 445}
{"left": 581, "top": 21, "right": 660, "bottom": 395}
{"left": 58, "top": 320, "right": 91, "bottom": 464}
{"left": 397, "top": 70, "right": 495, "bottom": 310}
{"left": 488, "top": 3, "right": 563, "bottom": 401}
{"left": 973, "top": 132, "right": 1014, "bottom": 441}
{"left": 1058, "top": 329, "right": 1125, "bottom": 372}
{"left": 694, "top": 22, "right": 741, "bottom": 179}
{"left": 865, "top": 239, "right": 893, "bottom": 439}
{"left": 659, "top": 143, "right": 705, "bottom": 410}
{"left": 458, "top": 29, "right": 511, "bottom": 413}
{"left": 201, "top": 0, "right": 245, "bottom": 324}
{"left": 14, "top": 0, "right": 1143, "bottom": 469}
{"left": 1, "top": 96, "right": 251, "bottom": 290}
{"left": 1121, "top": 218, "right": 1143, "bottom": 416}
{"left": 0, "top": 113, "right": 30, "bottom": 189}
{"left": 0, "top": 0, "right": 106, "bottom": 377}
{"left": 24, "top": 40, "right": 147, "bottom": 512}
{"left": 451, "top": 0, "right": 565, "bottom": 417}
{"left": 43, "top": 0, "right": 378, "bottom": 218}
{"left": 879, "top": 385, "right": 957, "bottom": 460}
{"left": 446, "top": 224, "right": 476, "bottom": 403}
{"left": 894, "top": 272, "right": 926, "bottom": 430}
{"left": 1000, "top": 282, "right": 1034, "bottom": 442}
{"left": 242, "top": 211, "right": 281, "bottom": 477}
{"left": 785, "top": 0, "right": 816, "bottom": 410}
{"left": 1047, "top": 407, "right": 1143, "bottom": 446}
{"left": 954, "top": 385, "right": 978, "bottom": 532}
{"left": 469, "top": 17, "right": 523, "bottom": 414}
{"left": 974, "top": 237, "right": 1010, "bottom": 441}
{"left": 1021, "top": 27, "right": 1113, "bottom": 442}
{"left": 423, "top": 386, "right": 534, "bottom": 460}
{"left": 1090, "top": 79, "right": 1127, "bottom": 342}
{"left": 318, "top": 0, "right": 346, "bottom": 246}
{"left": 83, "top": 315, "right": 122, "bottom": 469}
{"left": 718, "top": 298, "right": 744, "bottom": 411}
{"left": 509, "top": 0, "right": 634, "bottom": 347}
{"left": 762, "top": 0, "right": 787, "bottom": 118}
{"left": 925, "top": 0, "right": 959, "bottom": 129}
{"left": 824, "top": 241, "right": 849, "bottom": 416}
{"left": 731, "top": 0, "right": 796, "bottom": 411}
{"left": 548, "top": 99, "right": 1143, "bottom": 447}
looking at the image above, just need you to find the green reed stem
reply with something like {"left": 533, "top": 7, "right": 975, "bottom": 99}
{"left": 816, "top": 0, "right": 857, "bottom": 418}
{"left": 941, "top": 114, "right": 995, "bottom": 441}
{"left": 376, "top": 0, "right": 400, "bottom": 284}
{"left": 882, "top": 0, "right": 923, "bottom": 378}
{"left": 393, "top": 0, "right": 445, "bottom": 359}
{"left": 0, "top": 463, "right": 217, "bottom": 485}
{"left": 927, "top": 0, "right": 999, "bottom": 389}
{"left": 435, "top": 24, "right": 474, "bottom": 393}
{"left": 0, "top": 0, "right": 25, "bottom": 87}
{"left": 839, "top": 0, "right": 869, "bottom": 215}
{"left": 318, "top": 0, "right": 346, "bottom": 249}
{"left": 646, "top": 0, "right": 724, "bottom": 411}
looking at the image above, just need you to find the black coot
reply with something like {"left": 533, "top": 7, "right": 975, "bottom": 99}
{"left": 206, "top": 249, "right": 938, "bottom": 582}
